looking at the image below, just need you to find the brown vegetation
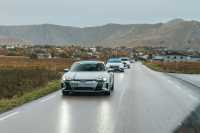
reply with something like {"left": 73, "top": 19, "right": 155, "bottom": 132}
{"left": 144, "top": 61, "right": 200, "bottom": 74}
{"left": 0, "top": 56, "right": 73, "bottom": 99}
{"left": 0, "top": 56, "right": 73, "bottom": 71}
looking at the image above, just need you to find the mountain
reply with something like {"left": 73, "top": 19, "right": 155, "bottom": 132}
{"left": 0, "top": 19, "right": 200, "bottom": 49}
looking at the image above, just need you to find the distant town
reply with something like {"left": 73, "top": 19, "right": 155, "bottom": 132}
{"left": 0, "top": 43, "right": 200, "bottom": 62}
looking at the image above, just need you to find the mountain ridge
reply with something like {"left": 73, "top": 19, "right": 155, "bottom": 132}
{"left": 0, "top": 19, "right": 200, "bottom": 49}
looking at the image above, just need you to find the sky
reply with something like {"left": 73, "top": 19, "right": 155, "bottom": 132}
{"left": 0, "top": 0, "right": 199, "bottom": 27}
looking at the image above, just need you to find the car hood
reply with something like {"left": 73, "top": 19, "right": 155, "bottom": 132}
{"left": 63, "top": 71, "right": 109, "bottom": 80}
{"left": 123, "top": 61, "right": 130, "bottom": 64}
{"left": 106, "top": 63, "right": 122, "bottom": 66}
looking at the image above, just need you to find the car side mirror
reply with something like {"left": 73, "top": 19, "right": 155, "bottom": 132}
{"left": 64, "top": 69, "right": 69, "bottom": 73}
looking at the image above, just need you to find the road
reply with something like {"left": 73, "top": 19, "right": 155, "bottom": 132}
{"left": 169, "top": 73, "right": 200, "bottom": 88}
{"left": 0, "top": 62, "right": 199, "bottom": 133}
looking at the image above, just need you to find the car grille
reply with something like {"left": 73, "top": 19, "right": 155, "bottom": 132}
{"left": 73, "top": 87, "right": 94, "bottom": 90}
{"left": 110, "top": 66, "right": 119, "bottom": 69}
{"left": 64, "top": 82, "right": 72, "bottom": 90}
{"left": 64, "top": 80, "right": 103, "bottom": 91}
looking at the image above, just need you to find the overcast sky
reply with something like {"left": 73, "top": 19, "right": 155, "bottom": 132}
{"left": 0, "top": 0, "right": 199, "bottom": 27}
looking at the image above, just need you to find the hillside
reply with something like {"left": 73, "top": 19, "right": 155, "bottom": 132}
{"left": 0, "top": 19, "right": 200, "bottom": 49}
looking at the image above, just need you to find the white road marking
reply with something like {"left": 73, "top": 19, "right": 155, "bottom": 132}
{"left": 167, "top": 79, "right": 182, "bottom": 89}
{"left": 188, "top": 94, "right": 199, "bottom": 101}
{"left": 174, "top": 84, "right": 182, "bottom": 90}
{"left": 0, "top": 112, "right": 19, "bottom": 121}
{"left": 167, "top": 79, "right": 173, "bottom": 84}
{"left": 143, "top": 63, "right": 200, "bottom": 103}
{"left": 39, "top": 95, "right": 56, "bottom": 103}
{"left": 167, "top": 79, "right": 199, "bottom": 101}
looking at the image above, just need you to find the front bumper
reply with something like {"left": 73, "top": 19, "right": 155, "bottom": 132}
{"left": 108, "top": 66, "right": 124, "bottom": 72}
{"left": 124, "top": 64, "right": 130, "bottom": 68}
{"left": 61, "top": 80, "right": 110, "bottom": 93}
{"left": 62, "top": 89, "right": 110, "bottom": 93}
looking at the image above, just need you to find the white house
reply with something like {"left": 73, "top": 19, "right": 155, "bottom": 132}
{"left": 164, "top": 55, "right": 188, "bottom": 62}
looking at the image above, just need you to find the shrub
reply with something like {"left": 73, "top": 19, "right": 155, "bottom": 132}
{"left": 144, "top": 61, "right": 200, "bottom": 74}
{"left": 0, "top": 68, "right": 60, "bottom": 99}
{"left": 0, "top": 80, "right": 60, "bottom": 113}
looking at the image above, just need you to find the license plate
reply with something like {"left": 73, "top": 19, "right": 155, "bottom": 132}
{"left": 79, "top": 81, "right": 96, "bottom": 87}
{"left": 79, "top": 81, "right": 90, "bottom": 87}
{"left": 70, "top": 81, "right": 96, "bottom": 88}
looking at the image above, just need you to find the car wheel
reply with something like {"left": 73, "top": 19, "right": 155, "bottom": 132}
{"left": 62, "top": 91, "right": 69, "bottom": 96}
{"left": 105, "top": 91, "right": 111, "bottom": 96}
{"left": 111, "top": 80, "right": 114, "bottom": 91}
{"left": 111, "top": 85, "right": 114, "bottom": 91}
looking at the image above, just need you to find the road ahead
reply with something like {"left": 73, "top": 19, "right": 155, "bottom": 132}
{"left": 0, "top": 62, "right": 199, "bottom": 133}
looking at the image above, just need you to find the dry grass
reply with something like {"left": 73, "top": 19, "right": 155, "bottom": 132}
{"left": 0, "top": 56, "right": 74, "bottom": 99}
{"left": 144, "top": 61, "right": 200, "bottom": 74}
{"left": 0, "top": 56, "right": 73, "bottom": 71}
{"left": 0, "top": 56, "right": 74, "bottom": 113}
{"left": 0, "top": 80, "right": 59, "bottom": 113}
{"left": 0, "top": 56, "right": 73, "bottom": 99}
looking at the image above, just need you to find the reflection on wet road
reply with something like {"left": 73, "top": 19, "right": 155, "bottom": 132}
{"left": 0, "top": 62, "right": 199, "bottom": 133}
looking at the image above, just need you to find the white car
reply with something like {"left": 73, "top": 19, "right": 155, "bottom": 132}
{"left": 61, "top": 60, "right": 114, "bottom": 95}
{"left": 106, "top": 58, "right": 124, "bottom": 72}
{"left": 121, "top": 57, "right": 131, "bottom": 68}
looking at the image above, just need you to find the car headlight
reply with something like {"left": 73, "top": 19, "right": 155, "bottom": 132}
{"left": 120, "top": 64, "right": 124, "bottom": 68}
{"left": 97, "top": 76, "right": 107, "bottom": 82}
{"left": 106, "top": 64, "right": 110, "bottom": 68}
{"left": 62, "top": 76, "right": 72, "bottom": 81}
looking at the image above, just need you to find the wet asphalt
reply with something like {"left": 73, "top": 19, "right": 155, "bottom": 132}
{"left": 0, "top": 62, "right": 199, "bottom": 133}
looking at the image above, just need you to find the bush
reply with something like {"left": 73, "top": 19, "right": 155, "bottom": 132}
{"left": 0, "top": 80, "right": 60, "bottom": 113}
{"left": 0, "top": 68, "right": 60, "bottom": 99}
{"left": 144, "top": 61, "right": 200, "bottom": 74}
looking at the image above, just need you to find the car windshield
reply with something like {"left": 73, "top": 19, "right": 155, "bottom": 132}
{"left": 121, "top": 58, "right": 129, "bottom": 61}
{"left": 71, "top": 63, "right": 105, "bottom": 72}
{"left": 108, "top": 59, "right": 121, "bottom": 63}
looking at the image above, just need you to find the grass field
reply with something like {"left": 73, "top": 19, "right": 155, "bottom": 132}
{"left": 0, "top": 56, "right": 73, "bottom": 113}
{"left": 0, "top": 80, "right": 60, "bottom": 113}
{"left": 0, "top": 69, "right": 60, "bottom": 99}
{"left": 144, "top": 61, "right": 200, "bottom": 74}
{"left": 0, "top": 56, "right": 73, "bottom": 71}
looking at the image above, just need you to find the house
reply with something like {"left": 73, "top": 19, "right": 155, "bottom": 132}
{"left": 0, "top": 48, "right": 8, "bottom": 55}
{"left": 188, "top": 56, "right": 200, "bottom": 62}
{"left": 6, "top": 45, "right": 15, "bottom": 49}
{"left": 36, "top": 53, "right": 52, "bottom": 59}
{"left": 152, "top": 54, "right": 200, "bottom": 62}
{"left": 151, "top": 50, "right": 192, "bottom": 62}
{"left": 164, "top": 55, "right": 188, "bottom": 62}
{"left": 152, "top": 55, "right": 164, "bottom": 61}
{"left": 90, "top": 47, "right": 97, "bottom": 53}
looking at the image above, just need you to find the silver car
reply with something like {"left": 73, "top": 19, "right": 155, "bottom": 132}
{"left": 61, "top": 60, "right": 114, "bottom": 95}
{"left": 106, "top": 58, "right": 125, "bottom": 72}
{"left": 120, "top": 57, "right": 131, "bottom": 69}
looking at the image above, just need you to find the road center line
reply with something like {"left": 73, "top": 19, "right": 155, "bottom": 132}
{"left": 0, "top": 112, "right": 19, "bottom": 121}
